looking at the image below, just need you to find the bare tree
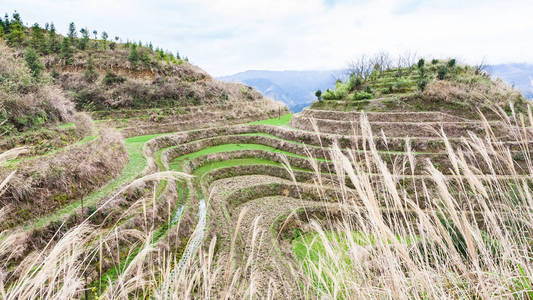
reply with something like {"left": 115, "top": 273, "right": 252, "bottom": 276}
{"left": 474, "top": 57, "right": 488, "bottom": 75}
{"left": 344, "top": 51, "right": 423, "bottom": 84}
{"left": 396, "top": 50, "right": 418, "bottom": 69}
{"left": 372, "top": 51, "right": 393, "bottom": 72}
{"left": 345, "top": 54, "right": 373, "bottom": 80}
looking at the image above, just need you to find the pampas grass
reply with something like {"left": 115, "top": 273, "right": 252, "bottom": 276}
{"left": 1, "top": 106, "right": 532, "bottom": 299}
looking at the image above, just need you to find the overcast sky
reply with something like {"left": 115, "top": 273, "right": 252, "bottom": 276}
{"left": 2, "top": 0, "right": 533, "bottom": 76}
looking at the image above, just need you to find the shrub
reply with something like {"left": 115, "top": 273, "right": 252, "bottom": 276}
{"left": 60, "top": 37, "right": 74, "bottom": 65}
{"left": 322, "top": 89, "right": 337, "bottom": 100}
{"left": 84, "top": 55, "right": 98, "bottom": 82}
{"left": 102, "top": 71, "right": 126, "bottom": 86}
{"left": 394, "top": 78, "right": 411, "bottom": 92}
{"left": 347, "top": 75, "right": 363, "bottom": 91}
{"left": 128, "top": 44, "right": 139, "bottom": 68}
{"left": 437, "top": 66, "right": 448, "bottom": 80}
{"left": 431, "top": 59, "right": 439, "bottom": 64}
{"left": 139, "top": 48, "right": 151, "bottom": 66}
{"left": 334, "top": 82, "right": 349, "bottom": 99}
{"left": 364, "top": 86, "right": 372, "bottom": 94}
{"left": 418, "top": 66, "right": 426, "bottom": 77}
{"left": 315, "top": 89, "right": 322, "bottom": 101}
{"left": 73, "top": 112, "right": 94, "bottom": 137}
{"left": 51, "top": 69, "right": 60, "bottom": 79}
{"left": 447, "top": 59, "right": 456, "bottom": 68}
{"left": 417, "top": 78, "right": 428, "bottom": 91}
{"left": 417, "top": 58, "right": 425, "bottom": 68}
{"left": 24, "top": 47, "right": 44, "bottom": 78}
{"left": 351, "top": 91, "right": 372, "bottom": 101}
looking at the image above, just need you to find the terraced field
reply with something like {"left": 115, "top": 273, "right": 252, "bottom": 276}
{"left": 2, "top": 103, "right": 532, "bottom": 298}
{"left": 118, "top": 107, "right": 533, "bottom": 296}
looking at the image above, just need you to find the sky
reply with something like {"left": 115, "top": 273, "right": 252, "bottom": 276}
{"left": 2, "top": 0, "right": 533, "bottom": 76}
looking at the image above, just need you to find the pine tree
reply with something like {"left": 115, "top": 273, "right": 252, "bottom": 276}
{"left": 84, "top": 55, "right": 97, "bottom": 82}
{"left": 30, "top": 23, "right": 48, "bottom": 54}
{"left": 68, "top": 22, "right": 77, "bottom": 46}
{"left": 128, "top": 43, "right": 139, "bottom": 68}
{"left": 7, "top": 13, "right": 25, "bottom": 47}
{"left": 25, "top": 47, "right": 44, "bottom": 78}
{"left": 2, "top": 14, "right": 9, "bottom": 33}
{"left": 139, "top": 48, "right": 150, "bottom": 66}
{"left": 315, "top": 89, "right": 322, "bottom": 101}
{"left": 92, "top": 30, "right": 97, "bottom": 39}
{"left": 48, "top": 23, "right": 60, "bottom": 53}
{"left": 60, "top": 37, "right": 74, "bottom": 65}
{"left": 79, "top": 28, "right": 89, "bottom": 50}
{"left": 101, "top": 31, "right": 108, "bottom": 49}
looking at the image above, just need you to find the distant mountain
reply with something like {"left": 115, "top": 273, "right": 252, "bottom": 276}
{"left": 487, "top": 64, "right": 533, "bottom": 99}
{"left": 219, "top": 65, "right": 533, "bottom": 112}
{"left": 218, "top": 70, "right": 342, "bottom": 112}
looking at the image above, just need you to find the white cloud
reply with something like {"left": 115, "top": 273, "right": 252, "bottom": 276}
{"left": 2, "top": 0, "right": 533, "bottom": 75}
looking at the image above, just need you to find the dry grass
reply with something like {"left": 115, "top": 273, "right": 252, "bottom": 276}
{"left": 423, "top": 78, "right": 526, "bottom": 109}
{"left": 0, "top": 107, "right": 532, "bottom": 299}
{"left": 0, "top": 42, "right": 74, "bottom": 134}
{"left": 73, "top": 112, "right": 95, "bottom": 137}
{"left": 0, "top": 129, "right": 127, "bottom": 229}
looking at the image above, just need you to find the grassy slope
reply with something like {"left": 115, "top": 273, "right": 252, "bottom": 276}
{"left": 2, "top": 134, "right": 97, "bottom": 168}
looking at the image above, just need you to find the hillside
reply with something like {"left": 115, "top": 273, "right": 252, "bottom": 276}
{"left": 1, "top": 12, "right": 532, "bottom": 300}
{"left": 310, "top": 58, "right": 529, "bottom": 118}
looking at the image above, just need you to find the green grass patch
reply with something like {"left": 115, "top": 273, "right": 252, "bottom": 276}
{"left": 248, "top": 113, "right": 293, "bottom": 126}
{"left": 292, "top": 231, "right": 417, "bottom": 295}
{"left": 194, "top": 158, "right": 282, "bottom": 177}
{"left": 169, "top": 143, "right": 326, "bottom": 173}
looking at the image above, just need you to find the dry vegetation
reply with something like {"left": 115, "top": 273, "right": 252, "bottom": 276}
{"left": 0, "top": 42, "right": 74, "bottom": 135}
{"left": 1, "top": 129, "right": 127, "bottom": 230}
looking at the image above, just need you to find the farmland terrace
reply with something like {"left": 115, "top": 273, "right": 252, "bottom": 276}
{"left": 1, "top": 18, "right": 532, "bottom": 297}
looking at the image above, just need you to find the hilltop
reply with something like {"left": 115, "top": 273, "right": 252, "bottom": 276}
{"left": 310, "top": 58, "right": 529, "bottom": 118}
{"left": 0, "top": 12, "right": 286, "bottom": 139}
